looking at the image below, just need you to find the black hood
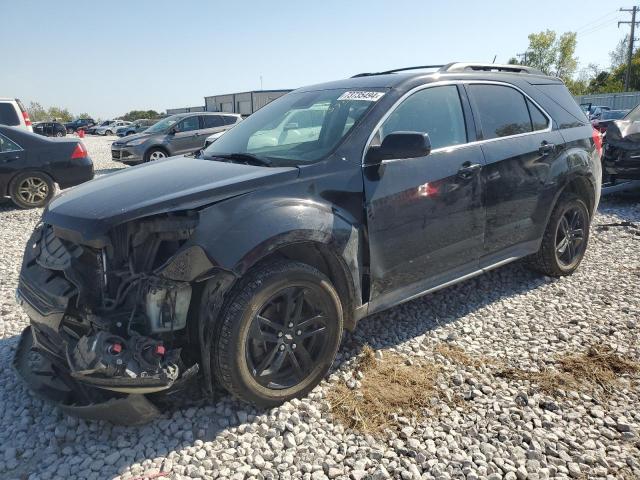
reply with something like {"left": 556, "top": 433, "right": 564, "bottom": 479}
{"left": 43, "top": 157, "right": 298, "bottom": 242}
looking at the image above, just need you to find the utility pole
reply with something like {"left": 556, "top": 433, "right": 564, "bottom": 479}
{"left": 619, "top": 6, "right": 640, "bottom": 91}
{"left": 516, "top": 52, "right": 529, "bottom": 64}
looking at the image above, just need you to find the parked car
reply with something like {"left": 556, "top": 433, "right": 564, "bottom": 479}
{"left": 86, "top": 120, "right": 115, "bottom": 135}
{"left": 33, "top": 121, "right": 67, "bottom": 137}
{"left": 116, "top": 118, "right": 157, "bottom": 137}
{"left": 95, "top": 120, "right": 131, "bottom": 136}
{"left": 111, "top": 112, "right": 241, "bottom": 164}
{"left": 602, "top": 103, "right": 640, "bottom": 181}
{"left": 65, "top": 118, "right": 95, "bottom": 134}
{"left": 14, "top": 63, "right": 601, "bottom": 423}
{"left": 0, "top": 98, "right": 33, "bottom": 132}
{"left": 592, "top": 109, "right": 629, "bottom": 134}
{"left": 0, "top": 125, "right": 93, "bottom": 208}
{"left": 581, "top": 104, "right": 611, "bottom": 121}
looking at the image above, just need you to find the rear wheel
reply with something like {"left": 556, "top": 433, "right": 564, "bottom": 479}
{"left": 527, "top": 193, "right": 590, "bottom": 277}
{"left": 9, "top": 172, "right": 55, "bottom": 209}
{"left": 211, "top": 260, "right": 343, "bottom": 407}
{"left": 55, "top": 131, "right": 64, "bottom": 137}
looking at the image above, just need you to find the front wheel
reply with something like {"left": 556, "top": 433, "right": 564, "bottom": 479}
{"left": 104, "top": 129, "right": 112, "bottom": 136}
{"left": 144, "top": 148, "right": 167, "bottom": 162}
{"left": 527, "top": 193, "right": 591, "bottom": 277}
{"left": 211, "top": 260, "right": 343, "bottom": 407}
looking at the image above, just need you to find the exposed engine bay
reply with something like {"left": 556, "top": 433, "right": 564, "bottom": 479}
{"left": 14, "top": 212, "right": 217, "bottom": 423}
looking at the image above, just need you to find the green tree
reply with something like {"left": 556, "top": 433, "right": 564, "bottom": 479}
{"left": 521, "top": 30, "right": 578, "bottom": 82}
{"left": 47, "top": 107, "right": 72, "bottom": 122}
{"left": 610, "top": 36, "right": 628, "bottom": 69}
{"left": 526, "top": 30, "right": 558, "bottom": 75}
{"left": 27, "top": 102, "right": 48, "bottom": 122}
{"left": 121, "top": 109, "right": 161, "bottom": 122}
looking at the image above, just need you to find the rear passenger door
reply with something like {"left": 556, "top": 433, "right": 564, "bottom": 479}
{"left": 466, "top": 83, "right": 565, "bottom": 264}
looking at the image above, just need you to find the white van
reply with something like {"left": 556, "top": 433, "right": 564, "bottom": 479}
{"left": 0, "top": 98, "right": 33, "bottom": 132}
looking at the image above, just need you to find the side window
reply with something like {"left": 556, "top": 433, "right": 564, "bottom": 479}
{"left": 527, "top": 99, "right": 549, "bottom": 131}
{"left": 223, "top": 115, "right": 239, "bottom": 125}
{"left": 468, "top": 84, "right": 532, "bottom": 139}
{"left": 0, "top": 134, "right": 21, "bottom": 152}
{"left": 378, "top": 85, "right": 467, "bottom": 150}
{"left": 0, "top": 103, "right": 20, "bottom": 126}
{"left": 176, "top": 116, "right": 199, "bottom": 132}
{"left": 202, "top": 115, "right": 224, "bottom": 128}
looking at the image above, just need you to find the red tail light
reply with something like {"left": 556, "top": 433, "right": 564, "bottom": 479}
{"left": 16, "top": 99, "right": 31, "bottom": 126}
{"left": 71, "top": 143, "right": 87, "bottom": 159}
{"left": 22, "top": 111, "right": 32, "bottom": 127}
{"left": 592, "top": 128, "right": 602, "bottom": 157}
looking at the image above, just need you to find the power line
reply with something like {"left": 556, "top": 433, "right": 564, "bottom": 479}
{"left": 619, "top": 5, "right": 640, "bottom": 91}
{"left": 575, "top": 9, "right": 620, "bottom": 31}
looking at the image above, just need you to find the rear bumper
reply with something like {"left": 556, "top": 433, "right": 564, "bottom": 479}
{"left": 56, "top": 157, "right": 94, "bottom": 189}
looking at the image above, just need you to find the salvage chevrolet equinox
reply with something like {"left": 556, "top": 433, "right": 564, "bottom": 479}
{"left": 15, "top": 63, "right": 601, "bottom": 423}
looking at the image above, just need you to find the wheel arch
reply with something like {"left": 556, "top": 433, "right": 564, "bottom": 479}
{"left": 6, "top": 169, "right": 56, "bottom": 196}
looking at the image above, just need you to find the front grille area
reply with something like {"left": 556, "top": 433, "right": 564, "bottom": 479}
{"left": 111, "top": 149, "right": 121, "bottom": 160}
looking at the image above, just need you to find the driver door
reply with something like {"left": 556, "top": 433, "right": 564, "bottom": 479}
{"left": 363, "top": 84, "right": 486, "bottom": 311}
{"left": 171, "top": 116, "right": 202, "bottom": 154}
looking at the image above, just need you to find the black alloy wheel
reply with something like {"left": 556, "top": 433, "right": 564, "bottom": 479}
{"left": 210, "top": 260, "right": 343, "bottom": 407}
{"left": 246, "top": 286, "right": 330, "bottom": 390}
{"left": 555, "top": 206, "right": 587, "bottom": 269}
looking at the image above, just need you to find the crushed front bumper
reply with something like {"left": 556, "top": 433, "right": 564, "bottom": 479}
{"left": 14, "top": 327, "right": 161, "bottom": 425}
{"left": 13, "top": 224, "right": 200, "bottom": 423}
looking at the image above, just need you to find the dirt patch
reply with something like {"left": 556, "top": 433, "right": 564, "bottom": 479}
{"left": 327, "top": 346, "right": 442, "bottom": 433}
{"left": 499, "top": 346, "right": 640, "bottom": 397}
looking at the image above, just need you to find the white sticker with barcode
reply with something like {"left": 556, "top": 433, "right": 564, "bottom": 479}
{"left": 337, "top": 91, "right": 385, "bottom": 101}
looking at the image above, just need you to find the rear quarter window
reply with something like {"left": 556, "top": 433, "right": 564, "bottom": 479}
{"left": 0, "top": 103, "right": 20, "bottom": 126}
{"left": 532, "top": 84, "right": 588, "bottom": 129}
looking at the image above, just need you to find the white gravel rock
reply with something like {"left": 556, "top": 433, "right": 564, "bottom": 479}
{"left": 0, "top": 136, "right": 639, "bottom": 478}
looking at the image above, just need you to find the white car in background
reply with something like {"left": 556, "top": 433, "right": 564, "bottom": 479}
{"left": 247, "top": 104, "right": 327, "bottom": 149}
{"left": 0, "top": 98, "right": 33, "bottom": 132}
{"left": 95, "top": 120, "right": 131, "bottom": 136}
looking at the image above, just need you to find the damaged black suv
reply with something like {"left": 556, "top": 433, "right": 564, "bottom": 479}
{"left": 15, "top": 63, "right": 601, "bottom": 423}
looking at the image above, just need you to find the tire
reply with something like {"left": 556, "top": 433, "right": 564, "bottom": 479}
{"left": 55, "top": 131, "right": 64, "bottom": 137}
{"left": 211, "top": 260, "right": 343, "bottom": 407}
{"left": 144, "top": 148, "right": 168, "bottom": 162}
{"left": 527, "top": 192, "right": 591, "bottom": 277}
{"left": 105, "top": 129, "right": 113, "bottom": 136}
{"left": 9, "top": 172, "right": 55, "bottom": 209}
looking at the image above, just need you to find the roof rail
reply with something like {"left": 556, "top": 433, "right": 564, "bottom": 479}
{"left": 352, "top": 65, "right": 445, "bottom": 78}
{"left": 439, "top": 62, "right": 544, "bottom": 75}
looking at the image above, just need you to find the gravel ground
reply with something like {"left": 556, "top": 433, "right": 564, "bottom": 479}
{"left": 0, "top": 136, "right": 639, "bottom": 480}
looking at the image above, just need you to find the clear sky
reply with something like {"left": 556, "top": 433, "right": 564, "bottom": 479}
{"left": 0, "top": 0, "right": 630, "bottom": 119}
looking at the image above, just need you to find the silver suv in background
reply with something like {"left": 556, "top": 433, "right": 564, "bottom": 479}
{"left": 0, "top": 98, "right": 33, "bottom": 132}
{"left": 111, "top": 112, "right": 241, "bottom": 164}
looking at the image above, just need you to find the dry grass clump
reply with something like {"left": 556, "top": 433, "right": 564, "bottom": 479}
{"left": 327, "top": 346, "right": 441, "bottom": 433}
{"left": 434, "top": 344, "right": 489, "bottom": 368}
{"left": 499, "top": 346, "right": 640, "bottom": 396}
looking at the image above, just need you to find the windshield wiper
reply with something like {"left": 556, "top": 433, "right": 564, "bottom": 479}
{"left": 210, "top": 153, "right": 272, "bottom": 167}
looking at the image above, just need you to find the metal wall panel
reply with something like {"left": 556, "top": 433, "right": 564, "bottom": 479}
{"left": 574, "top": 92, "right": 640, "bottom": 110}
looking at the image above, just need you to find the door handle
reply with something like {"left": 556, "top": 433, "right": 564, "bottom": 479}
{"left": 538, "top": 141, "right": 556, "bottom": 155}
{"left": 457, "top": 162, "right": 482, "bottom": 179}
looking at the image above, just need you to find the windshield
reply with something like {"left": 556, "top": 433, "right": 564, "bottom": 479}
{"left": 624, "top": 104, "right": 640, "bottom": 122}
{"left": 203, "top": 88, "right": 386, "bottom": 165}
{"left": 145, "top": 116, "right": 179, "bottom": 133}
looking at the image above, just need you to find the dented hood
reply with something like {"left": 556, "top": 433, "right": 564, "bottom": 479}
{"left": 605, "top": 120, "right": 640, "bottom": 145}
{"left": 43, "top": 156, "right": 298, "bottom": 241}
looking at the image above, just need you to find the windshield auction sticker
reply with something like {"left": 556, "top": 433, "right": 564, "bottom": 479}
{"left": 338, "top": 91, "right": 385, "bottom": 101}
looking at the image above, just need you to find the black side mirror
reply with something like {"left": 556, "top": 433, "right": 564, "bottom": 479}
{"left": 365, "top": 132, "right": 431, "bottom": 165}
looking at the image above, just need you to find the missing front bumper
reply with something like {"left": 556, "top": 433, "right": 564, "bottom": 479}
{"left": 14, "top": 327, "right": 161, "bottom": 424}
